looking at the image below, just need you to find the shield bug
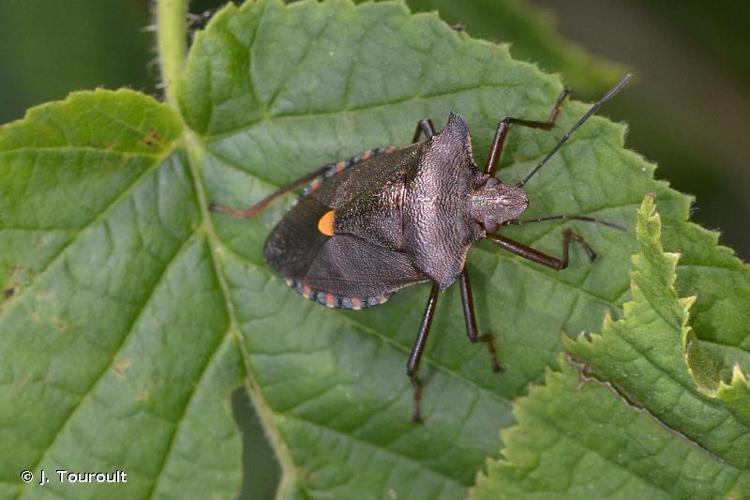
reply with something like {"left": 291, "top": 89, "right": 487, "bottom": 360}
{"left": 211, "top": 74, "right": 632, "bottom": 422}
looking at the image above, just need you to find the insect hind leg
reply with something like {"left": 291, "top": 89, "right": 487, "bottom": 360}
{"left": 209, "top": 165, "right": 330, "bottom": 219}
{"left": 210, "top": 146, "right": 399, "bottom": 219}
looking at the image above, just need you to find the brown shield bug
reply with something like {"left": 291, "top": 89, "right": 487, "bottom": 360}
{"left": 211, "top": 74, "right": 632, "bottom": 422}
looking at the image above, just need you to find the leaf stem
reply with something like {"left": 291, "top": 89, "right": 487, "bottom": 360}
{"left": 156, "top": 0, "right": 188, "bottom": 109}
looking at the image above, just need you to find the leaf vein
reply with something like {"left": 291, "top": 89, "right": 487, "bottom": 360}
{"left": 145, "top": 333, "right": 234, "bottom": 500}
{"left": 16, "top": 232, "right": 198, "bottom": 498}
{"left": 0, "top": 148, "right": 178, "bottom": 323}
{"left": 525, "top": 407, "right": 675, "bottom": 496}
{"left": 203, "top": 82, "right": 523, "bottom": 141}
{"left": 279, "top": 412, "right": 466, "bottom": 489}
{"left": 0, "top": 147, "right": 161, "bottom": 158}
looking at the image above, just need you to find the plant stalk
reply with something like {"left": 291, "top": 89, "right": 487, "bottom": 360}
{"left": 156, "top": 0, "right": 188, "bottom": 109}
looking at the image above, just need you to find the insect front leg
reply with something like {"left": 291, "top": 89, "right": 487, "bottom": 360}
{"left": 459, "top": 269, "right": 503, "bottom": 373}
{"left": 485, "top": 88, "right": 570, "bottom": 177}
{"left": 209, "top": 165, "right": 331, "bottom": 219}
{"left": 485, "top": 227, "right": 597, "bottom": 270}
{"left": 411, "top": 118, "right": 436, "bottom": 143}
{"left": 406, "top": 282, "right": 440, "bottom": 423}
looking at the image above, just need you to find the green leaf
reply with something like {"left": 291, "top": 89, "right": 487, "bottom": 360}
{"left": 401, "top": 0, "right": 627, "bottom": 96}
{"left": 472, "top": 196, "right": 750, "bottom": 498}
{"left": 472, "top": 358, "right": 750, "bottom": 498}
{"left": 565, "top": 192, "right": 750, "bottom": 426}
{"left": 178, "top": 0, "right": 750, "bottom": 496}
{"left": 3, "top": 0, "right": 750, "bottom": 498}
{"left": 0, "top": 92, "right": 243, "bottom": 498}
{"left": 565, "top": 195, "right": 750, "bottom": 461}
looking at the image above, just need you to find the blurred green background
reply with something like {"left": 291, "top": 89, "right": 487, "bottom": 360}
{"left": 1, "top": 0, "right": 747, "bottom": 497}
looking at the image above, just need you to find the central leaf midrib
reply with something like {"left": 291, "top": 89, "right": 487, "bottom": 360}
{"left": 182, "top": 131, "right": 302, "bottom": 489}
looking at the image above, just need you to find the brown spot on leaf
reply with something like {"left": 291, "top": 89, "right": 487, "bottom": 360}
{"left": 135, "top": 381, "right": 154, "bottom": 402}
{"left": 112, "top": 357, "right": 134, "bottom": 378}
{"left": 53, "top": 318, "right": 67, "bottom": 332}
{"left": 139, "top": 129, "right": 162, "bottom": 149}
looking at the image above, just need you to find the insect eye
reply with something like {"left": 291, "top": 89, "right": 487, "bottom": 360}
{"left": 483, "top": 219, "right": 499, "bottom": 233}
{"left": 485, "top": 177, "right": 500, "bottom": 188}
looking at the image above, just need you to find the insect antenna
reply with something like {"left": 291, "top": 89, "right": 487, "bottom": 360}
{"left": 503, "top": 214, "right": 626, "bottom": 231}
{"left": 515, "top": 73, "right": 632, "bottom": 188}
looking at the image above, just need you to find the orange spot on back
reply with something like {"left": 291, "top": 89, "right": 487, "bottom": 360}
{"left": 318, "top": 210, "right": 335, "bottom": 236}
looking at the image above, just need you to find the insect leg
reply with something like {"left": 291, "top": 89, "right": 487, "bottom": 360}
{"left": 406, "top": 282, "right": 440, "bottom": 423}
{"left": 209, "top": 164, "right": 331, "bottom": 219}
{"left": 459, "top": 269, "right": 503, "bottom": 373}
{"left": 485, "top": 228, "right": 596, "bottom": 270}
{"left": 485, "top": 88, "right": 570, "bottom": 177}
{"left": 412, "top": 118, "right": 436, "bottom": 143}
